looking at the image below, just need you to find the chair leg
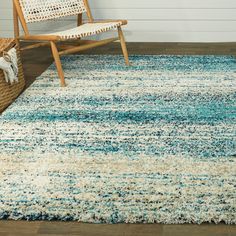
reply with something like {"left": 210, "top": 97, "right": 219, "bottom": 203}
{"left": 118, "top": 26, "right": 130, "bottom": 66}
{"left": 50, "top": 41, "right": 66, "bottom": 87}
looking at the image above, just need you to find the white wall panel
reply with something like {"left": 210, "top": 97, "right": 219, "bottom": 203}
{"left": 0, "top": 0, "right": 236, "bottom": 42}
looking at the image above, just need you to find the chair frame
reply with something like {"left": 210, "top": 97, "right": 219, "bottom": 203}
{"left": 13, "top": 0, "right": 130, "bottom": 87}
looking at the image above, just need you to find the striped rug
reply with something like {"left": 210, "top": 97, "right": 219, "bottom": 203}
{"left": 0, "top": 55, "right": 235, "bottom": 224}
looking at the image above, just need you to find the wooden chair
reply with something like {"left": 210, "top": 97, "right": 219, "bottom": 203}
{"left": 13, "top": 0, "right": 130, "bottom": 87}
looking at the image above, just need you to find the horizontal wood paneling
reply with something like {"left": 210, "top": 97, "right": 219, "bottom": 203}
{"left": 0, "top": 0, "right": 236, "bottom": 42}
{"left": 1, "top": 9, "right": 236, "bottom": 20}
{"left": 2, "top": 20, "right": 236, "bottom": 32}
{"left": 2, "top": 0, "right": 236, "bottom": 9}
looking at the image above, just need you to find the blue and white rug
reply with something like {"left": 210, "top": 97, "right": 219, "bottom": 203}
{"left": 0, "top": 55, "right": 235, "bottom": 224}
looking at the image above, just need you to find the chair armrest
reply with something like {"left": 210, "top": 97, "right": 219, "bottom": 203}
{"left": 93, "top": 20, "right": 128, "bottom": 25}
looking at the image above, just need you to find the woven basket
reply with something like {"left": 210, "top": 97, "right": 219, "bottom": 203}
{"left": 0, "top": 38, "right": 25, "bottom": 113}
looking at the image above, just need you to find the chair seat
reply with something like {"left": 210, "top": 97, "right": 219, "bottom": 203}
{"left": 45, "top": 21, "right": 124, "bottom": 40}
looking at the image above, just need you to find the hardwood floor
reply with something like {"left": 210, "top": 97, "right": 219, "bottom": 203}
{"left": 1, "top": 42, "right": 236, "bottom": 235}
{"left": 21, "top": 42, "right": 236, "bottom": 89}
{"left": 0, "top": 221, "right": 235, "bottom": 236}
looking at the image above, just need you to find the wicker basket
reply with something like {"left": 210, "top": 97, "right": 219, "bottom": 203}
{"left": 0, "top": 38, "right": 25, "bottom": 113}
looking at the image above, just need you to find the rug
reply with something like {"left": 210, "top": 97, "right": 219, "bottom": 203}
{"left": 0, "top": 55, "right": 235, "bottom": 224}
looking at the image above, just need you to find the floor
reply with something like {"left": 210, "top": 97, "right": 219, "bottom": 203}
{"left": 0, "top": 221, "right": 235, "bottom": 236}
{"left": 1, "top": 42, "right": 236, "bottom": 236}
{"left": 22, "top": 42, "right": 236, "bottom": 89}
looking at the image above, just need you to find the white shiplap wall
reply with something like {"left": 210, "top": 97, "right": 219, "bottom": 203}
{"left": 0, "top": 0, "right": 236, "bottom": 42}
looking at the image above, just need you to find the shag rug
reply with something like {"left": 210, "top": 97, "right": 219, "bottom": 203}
{"left": 0, "top": 55, "right": 235, "bottom": 224}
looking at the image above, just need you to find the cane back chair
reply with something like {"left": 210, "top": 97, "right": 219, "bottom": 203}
{"left": 13, "top": 0, "right": 130, "bottom": 87}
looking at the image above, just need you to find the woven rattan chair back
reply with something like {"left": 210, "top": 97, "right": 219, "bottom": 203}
{"left": 18, "top": 0, "right": 87, "bottom": 23}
